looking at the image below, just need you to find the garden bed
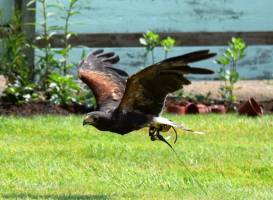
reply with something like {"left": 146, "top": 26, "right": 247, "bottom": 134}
{"left": 0, "top": 102, "right": 93, "bottom": 116}
{"left": 0, "top": 99, "right": 272, "bottom": 116}
{"left": 1, "top": 78, "right": 273, "bottom": 115}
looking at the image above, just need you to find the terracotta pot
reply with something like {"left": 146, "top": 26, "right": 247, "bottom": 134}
{"left": 185, "top": 103, "right": 209, "bottom": 114}
{"left": 238, "top": 97, "right": 263, "bottom": 117}
{"left": 185, "top": 103, "right": 198, "bottom": 114}
{"left": 166, "top": 104, "right": 186, "bottom": 115}
{"left": 197, "top": 104, "right": 210, "bottom": 114}
{"left": 209, "top": 105, "right": 227, "bottom": 114}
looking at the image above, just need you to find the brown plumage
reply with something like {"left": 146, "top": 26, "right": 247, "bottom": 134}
{"left": 79, "top": 49, "right": 215, "bottom": 143}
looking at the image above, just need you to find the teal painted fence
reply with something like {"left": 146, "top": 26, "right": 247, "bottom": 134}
{"left": 0, "top": 0, "right": 13, "bottom": 25}
{"left": 51, "top": 45, "right": 273, "bottom": 80}
{"left": 2, "top": 0, "right": 273, "bottom": 79}
{"left": 36, "top": 0, "right": 273, "bottom": 79}
{"left": 37, "top": 0, "right": 273, "bottom": 33}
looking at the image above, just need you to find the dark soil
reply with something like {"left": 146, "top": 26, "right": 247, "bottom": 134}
{"left": 1, "top": 78, "right": 273, "bottom": 115}
{"left": 0, "top": 101, "right": 94, "bottom": 116}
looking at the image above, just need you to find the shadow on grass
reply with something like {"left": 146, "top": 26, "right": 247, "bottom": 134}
{"left": 2, "top": 193, "right": 111, "bottom": 200}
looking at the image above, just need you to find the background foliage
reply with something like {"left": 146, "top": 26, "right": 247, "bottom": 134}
{"left": 1, "top": 0, "right": 92, "bottom": 106}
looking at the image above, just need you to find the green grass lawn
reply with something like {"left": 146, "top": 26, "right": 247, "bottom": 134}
{"left": 0, "top": 114, "right": 273, "bottom": 200}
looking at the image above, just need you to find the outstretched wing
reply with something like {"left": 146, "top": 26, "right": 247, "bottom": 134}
{"left": 117, "top": 50, "right": 216, "bottom": 115}
{"left": 78, "top": 49, "right": 128, "bottom": 112}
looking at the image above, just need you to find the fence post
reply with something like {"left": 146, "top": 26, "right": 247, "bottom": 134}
{"left": 15, "top": 0, "right": 36, "bottom": 73}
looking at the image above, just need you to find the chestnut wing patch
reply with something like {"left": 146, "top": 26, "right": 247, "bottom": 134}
{"left": 78, "top": 50, "right": 127, "bottom": 112}
{"left": 79, "top": 69, "right": 125, "bottom": 111}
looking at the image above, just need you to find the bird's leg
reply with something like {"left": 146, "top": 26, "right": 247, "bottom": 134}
{"left": 149, "top": 127, "right": 157, "bottom": 141}
{"left": 149, "top": 125, "right": 174, "bottom": 149}
{"left": 171, "top": 126, "right": 178, "bottom": 144}
{"left": 156, "top": 130, "right": 173, "bottom": 149}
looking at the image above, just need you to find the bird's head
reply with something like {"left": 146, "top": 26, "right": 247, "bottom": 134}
{"left": 83, "top": 111, "right": 109, "bottom": 126}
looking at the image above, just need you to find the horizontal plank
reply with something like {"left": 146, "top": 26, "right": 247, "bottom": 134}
{"left": 35, "top": 32, "right": 273, "bottom": 48}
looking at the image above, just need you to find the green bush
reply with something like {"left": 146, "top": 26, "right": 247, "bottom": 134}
{"left": 46, "top": 73, "right": 95, "bottom": 107}
{"left": 139, "top": 31, "right": 176, "bottom": 63}
{"left": 0, "top": 12, "right": 31, "bottom": 83}
{"left": 3, "top": 78, "right": 39, "bottom": 104}
{"left": 161, "top": 36, "right": 176, "bottom": 59}
{"left": 1, "top": 0, "right": 94, "bottom": 107}
{"left": 46, "top": 73, "right": 80, "bottom": 105}
{"left": 216, "top": 37, "right": 246, "bottom": 106}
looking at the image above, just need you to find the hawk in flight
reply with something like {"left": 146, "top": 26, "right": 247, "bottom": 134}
{"left": 79, "top": 49, "right": 215, "bottom": 146}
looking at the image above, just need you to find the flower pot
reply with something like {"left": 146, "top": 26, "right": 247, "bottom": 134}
{"left": 197, "top": 104, "right": 210, "bottom": 114}
{"left": 185, "top": 103, "right": 209, "bottom": 114}
{"left": 166, "top": 104, "right": 186, "bottom": 115}
{"left": 209, "top": 105, "right": 227, "bottom": 114}
{"left": 238, "top": 97, "right": 263, "bottom": 117}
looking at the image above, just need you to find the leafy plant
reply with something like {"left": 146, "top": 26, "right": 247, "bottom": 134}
{"left": 46, "top": 73, "right": 80, "bottom": 105}
{"left": 51, "top": 0, "right": 91, "bottom": 75}
{"left": 27, "top": 0, "right": 90, "bottom": 85}
{"left": 3, "top": 78, "right": 39, "bottom": 104}
{"left": 0, "top": 0, "right": 96, "bottom": 106}
{"left": 46, "top": 72, "right": 95, "bottom": 107}
{"left": 140, "top": 31, "right": 176, "bottom": 63}
{"left": 161, "top": 36, "right": 176, "bottom": 58}
{"left": 24, "top": 0, "right": 94, "bottom": 106}
{"left": 139, "top": 31, "right": 160, "bottom": 64}
{"left": 0, "top": 11, "right": 30, "bottom": 83}
{"left": 27, "top": 0, "right": 60, "bottom": 89}
{"left": 0, "top": 10, "right": 40, "bottom": 105}
{"left": 216, "top": 37, "right": 246, "bottom": 106}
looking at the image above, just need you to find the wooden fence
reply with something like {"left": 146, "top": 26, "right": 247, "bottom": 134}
{"left": 35, "top": 32, "right": 273, "bottom": 48}
{"left": 1, "top": 0, "right": 273, "bottom": 78}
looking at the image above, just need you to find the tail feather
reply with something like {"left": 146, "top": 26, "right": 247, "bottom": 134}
{"left": 152, "top": 117, "right": 206, "bottom": 135}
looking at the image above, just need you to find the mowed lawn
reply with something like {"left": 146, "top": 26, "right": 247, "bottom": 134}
{"left": 0, "top": 114, "right": 273, "bottom": 200}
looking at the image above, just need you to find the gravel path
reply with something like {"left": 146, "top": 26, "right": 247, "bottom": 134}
{"left": 184, "top": 80, "right": 273, "bottom": 101}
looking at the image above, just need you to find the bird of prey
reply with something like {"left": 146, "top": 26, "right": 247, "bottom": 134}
{"left": 79, "top": 49, "right": 215, "bottom": 146}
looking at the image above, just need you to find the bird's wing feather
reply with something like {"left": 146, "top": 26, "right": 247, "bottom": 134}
{"left": 117, "top": 50, "right": 215, "bottom": 115}
{"left": 78, "top": 49, "right": 128, "bottom": 112}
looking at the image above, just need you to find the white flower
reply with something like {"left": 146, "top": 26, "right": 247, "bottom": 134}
{"left": 23, "top": 94, "right": 31, "bottom": 101}
{"left": 49, "top": 83, "right": 58, "bottom": 88}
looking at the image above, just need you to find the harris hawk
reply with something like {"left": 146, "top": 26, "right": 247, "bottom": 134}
{"left": 79, "top": 49, "right": 215, "bottom": 146}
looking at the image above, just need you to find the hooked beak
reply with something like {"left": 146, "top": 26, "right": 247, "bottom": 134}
{"left": 83, "top": 115, "right": 93, "bottom": 126}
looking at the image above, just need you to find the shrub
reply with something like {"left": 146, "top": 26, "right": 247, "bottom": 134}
{"left": 46, "top": 73, "right": 95, "bottom": 107}
{"left": 46, "top": 73, "right": 80, "bottom": 105}
{"left": 0, "top": 12, "right": 31, "bottom": 83}
{"left": 216, "top": 37, "right": 246, "bottom": 107}
{"left": 161, "top": 36, "right": 176, "bottom": 59}
{"left": 3, "top": 78, "right": 39, "bottom": 104}
{"left": 139, "top": 31, "right": 176, "bottom": 63}
{"left": 1, "top": 0, "right": 94, "bottom": 107}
